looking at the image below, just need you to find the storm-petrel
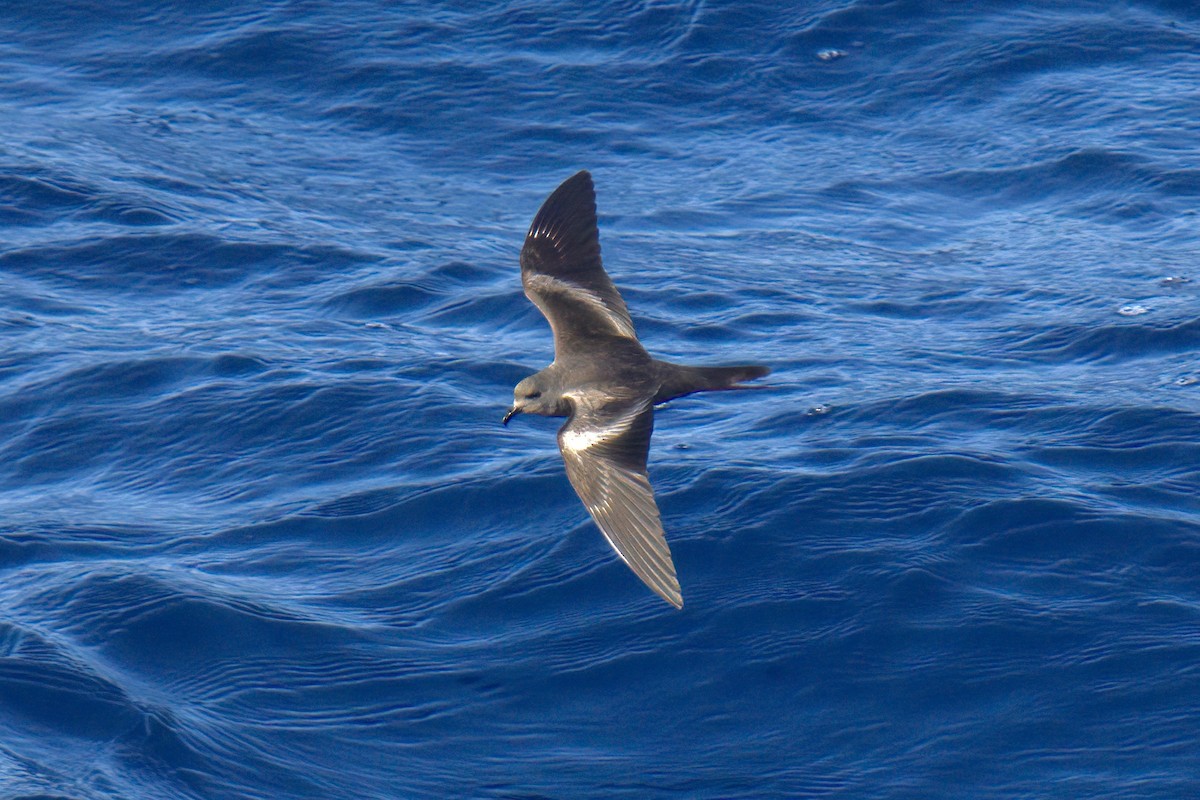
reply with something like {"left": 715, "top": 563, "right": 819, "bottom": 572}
{"left": 503, "top": 171, "right": 769, "bottom": 608}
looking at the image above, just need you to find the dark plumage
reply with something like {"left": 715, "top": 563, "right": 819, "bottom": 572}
{"left": 504, "top": 171, "right": 769, "bottom": 608}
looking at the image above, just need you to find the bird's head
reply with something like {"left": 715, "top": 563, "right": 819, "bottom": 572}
{"left": 503, "top": 374, "right": 556, "bottom": 425}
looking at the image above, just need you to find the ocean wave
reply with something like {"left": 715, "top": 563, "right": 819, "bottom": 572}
{"left": 2, "top": 0, "right": 1199, "bottom": 796}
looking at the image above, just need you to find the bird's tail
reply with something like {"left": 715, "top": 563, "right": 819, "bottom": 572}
{"left": 653, "top": 361, "right": 771, "bottom": 404}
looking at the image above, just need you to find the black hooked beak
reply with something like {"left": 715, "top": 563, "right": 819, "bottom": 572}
{"left": 502, "top": 405, "right": 519, "bottom": 426}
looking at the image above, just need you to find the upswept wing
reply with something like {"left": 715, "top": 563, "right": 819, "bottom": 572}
{"left": 520, "top": 171, "right": 637, "bottom": 354}
{"left": 557, "top": 395, "right": 682, "bottom": 608}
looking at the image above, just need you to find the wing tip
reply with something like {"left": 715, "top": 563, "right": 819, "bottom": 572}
{"left": 558, "top": 169, "right": 593, "bottom": 195}
{"left": 525, "top": 170, "right": 598, "bottom": 242}
{"left": 566, "top": 168, "right": 593, "bottom": 186}
{"left": 594, "top": 517, "right": 684, "bottom": 609}
{"left": 637, "top": 561, "right": 684, "bottom": 609}
{"left": 659, "top": 584, "right": 684, "bottom": 609}
{"left": 613, "top": 548, "right": 684, "bottom": 609}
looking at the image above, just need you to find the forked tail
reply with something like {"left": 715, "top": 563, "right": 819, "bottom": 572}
{"left": 654, "top": 361, "right": 771, "bottom": 404}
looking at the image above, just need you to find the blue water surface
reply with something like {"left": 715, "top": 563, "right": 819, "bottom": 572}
{"left": 2, "top": 1, "right": 1199, "bottom": 797}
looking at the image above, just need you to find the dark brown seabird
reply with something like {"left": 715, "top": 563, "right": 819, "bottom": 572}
{"left": 503, "top": 171, "right": 769, "bottom": 608}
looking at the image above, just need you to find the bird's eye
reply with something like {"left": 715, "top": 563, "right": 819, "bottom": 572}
{"left": 526, "top": 391, "right": 542, "bottom": 400}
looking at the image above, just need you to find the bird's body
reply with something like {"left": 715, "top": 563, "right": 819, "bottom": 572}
{"left": 504, "top": 171, "right": 769, "bottom": 608}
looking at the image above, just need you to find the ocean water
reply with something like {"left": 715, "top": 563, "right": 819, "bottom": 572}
{"left": 2, "top": 1, "right": 1199, "bottom": 797}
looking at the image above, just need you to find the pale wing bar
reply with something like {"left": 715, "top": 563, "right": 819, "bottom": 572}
{"left": 520, "top": 170, "right": 637, "bottom": 350}
{"left": 525, "top": 273, "right": 636, "bottom": 339}
{"left": 557, "top": 401, "right": 682, "bottom": 608}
